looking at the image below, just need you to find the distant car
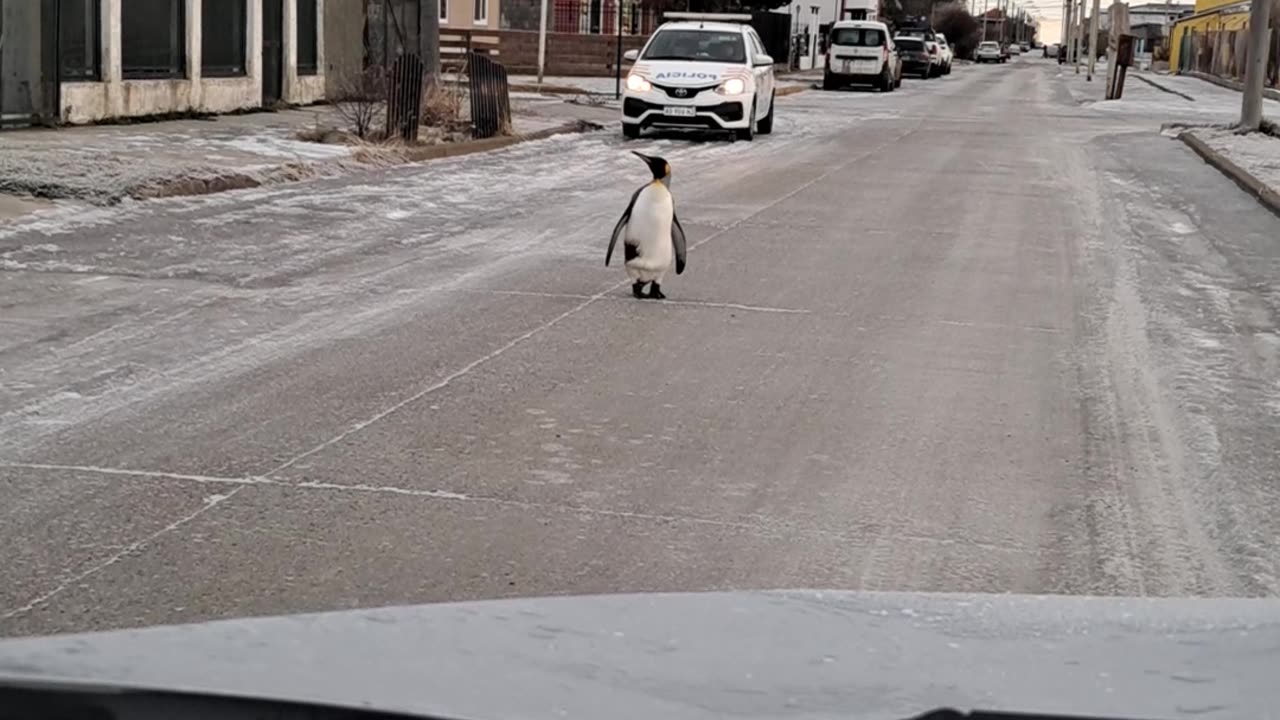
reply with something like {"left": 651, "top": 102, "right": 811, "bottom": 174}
{"left": 932, "top": 32, "right": 954, "bottom": 75}
{"left": 975, "top": 41, "right": 1003, "bottom": 63}
{"left": 1043, "top": 43, "right": 1059, "bottom": 58}
{"left": 620, "top": 13, "right": 777, "bottom": 141}
{"left": 894, "top": 36, "right": 933, "bottom": 79}
{"left": 923, "top": 37, "right": 945, "bottom": 76}
{"left": 1019, "top": 42, "right": 1030, "bottom": 52}
{"left": 1006, "top": 43, "right": 1021, "bottom": 57}
{"left": 822, "top": 20, "right": 901, "bottom": 92}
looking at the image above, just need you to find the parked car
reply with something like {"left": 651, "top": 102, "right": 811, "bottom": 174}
{"left": 894, "top": 36, "right": 933, "bottom": 79}
{"left": 932, "top": 32, "right": 954, "bottom": 75}
{"left": 1019, "top": 42, "right": 1030, "bottom": 53}
{"left": 975, "top": 41, "right": 1003, "bottom": 63}
{"left": 823, "top": 20, "right": 901, "bottom": 92}
{"left": 1005, "top": 43, "right": 1020, "bottom": 57}
{"left": 620, "top": 13, "right": 776, "bottom": 141}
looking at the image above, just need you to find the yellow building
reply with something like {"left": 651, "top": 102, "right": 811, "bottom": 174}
{"left": 1168, "top": 0, "right": 1255, "bottom": 75}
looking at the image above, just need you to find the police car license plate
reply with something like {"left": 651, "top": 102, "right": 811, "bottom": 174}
{"left": 663, "top": 106, "right": 696, "bottom": 117}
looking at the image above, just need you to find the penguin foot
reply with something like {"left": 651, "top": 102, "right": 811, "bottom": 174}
{"left": 648, "top": 283, "right": 666, "bottom": 300}
{"left": 632, "top": 281, "right": 647, "bottom": 299}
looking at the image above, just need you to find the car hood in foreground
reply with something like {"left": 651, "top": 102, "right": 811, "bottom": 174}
{"left": 1, "top": 591, "right": 1278, "bottom": 720}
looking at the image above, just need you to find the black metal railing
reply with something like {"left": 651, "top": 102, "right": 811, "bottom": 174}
{"left": 467, "top": 53, "right": 511, "bottom": 139}
{"left": 386, "top": 54, "right": 426, "bottom": 141}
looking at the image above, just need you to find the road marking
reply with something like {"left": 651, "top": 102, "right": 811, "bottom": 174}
{"left": 0, "top": 487, "right": 242, "bottom": 621}
{"left": 466, "top": 289, "right": 812, "bottom": 315}
{"left": 1, "top": 462, "right": 1031, "bottom": 560}
{"left": 263, "top": 125, "right": 921, "bottom": 477}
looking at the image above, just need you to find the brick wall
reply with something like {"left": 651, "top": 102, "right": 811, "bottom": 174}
{"left": 467, "top": 30, "right": 646, "bottom": 76}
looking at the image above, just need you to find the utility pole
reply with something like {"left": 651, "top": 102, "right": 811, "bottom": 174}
{"left": 1062, "top": 0, "right": 1071, "bottom": 49}
{"left": 981, "top": 0, "right": 989, "bottom": 42}
{"left": 1074, "top": 0, "right": 1084, "bottom": 72}
{"left": 537, "top": 0, "right": 549, "bottom": 84}
{"left": 1240, "top": 0, "right": 1274, "bottom": 130}
{"left": 1087, "top": 0, "right": 1099, "bottom": 80}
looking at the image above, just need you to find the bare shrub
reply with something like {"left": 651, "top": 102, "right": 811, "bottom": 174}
{"left": 421, "top": 79, "right": 466, "bottom": 131}
{"left": 333, "top": 65, "right": 387, "bottom": 140}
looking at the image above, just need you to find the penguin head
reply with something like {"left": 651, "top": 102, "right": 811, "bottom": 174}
{"left": 632, "top": 151, "right": 671, "bottom": 184}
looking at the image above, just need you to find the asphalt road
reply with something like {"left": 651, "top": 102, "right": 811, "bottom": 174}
{"left": 3, "top": 59, "right": 1279, "bottom": 638}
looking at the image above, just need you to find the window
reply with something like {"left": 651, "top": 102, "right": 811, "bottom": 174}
{"left": 297, "top": 0, "right": 319, "bottom": 75}
{"left": 202, "top": 0, "right": 247, "bottom": 77}
{"left": 122, "top": 0, "right": 186, "bottom": 79}
{"left": 60, "top": 0, "right": 101, "bottom": 80}
{"left": 441, "top": 0, "right": 448, "bottom": 23}
{"left": 830, "top": 28, "right": 883, "bottom": 47}
{"left": 473, "top": 0, "right": 488, "bottom": 24}
{"left": 642, "top": 30, "right": 746, "bottom": 64}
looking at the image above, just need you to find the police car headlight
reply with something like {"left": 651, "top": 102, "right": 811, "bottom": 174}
{"left": 716, "top": 78, "right": 746, "bottom": 96}
{"left": 626, "top": 74, "right": 652, "bottom": 92}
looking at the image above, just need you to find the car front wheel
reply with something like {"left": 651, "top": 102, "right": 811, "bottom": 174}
{"left": 757, "top": 92, "right": 775, "bottom": 134}
{"left": 736, "top": 98, "right": 756, "bottom": 141}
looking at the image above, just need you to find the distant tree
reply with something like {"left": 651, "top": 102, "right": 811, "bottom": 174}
{"left": 935, "top": 6, "right": 981, "bottom": 57}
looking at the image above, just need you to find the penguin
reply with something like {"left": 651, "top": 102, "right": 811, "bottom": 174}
{"left": 605, "top": 151, "right": 687, "bottom": 300}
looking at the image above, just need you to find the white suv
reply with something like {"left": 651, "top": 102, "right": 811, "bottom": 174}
{"left": 621, "top": 13, "right": 776, "bottom": 141}
{"left": 822, "top": 20, "right": 901, "bottom": 92}
{"left": 932, "top": 32, "right": 954, "bottom": 75}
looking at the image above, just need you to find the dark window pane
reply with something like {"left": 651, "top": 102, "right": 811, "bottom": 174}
{"left": 831, "top": 28, "right": 882, "bottom": 47}
{"left": 122, "top": 0, "right": 186, "bottom": 79}
{"left": 60, "top": 0, "right": 101, "bottom": 80}
{"left": 202, "top": 0, "right": 247, "bottom": 76}
{"left": 297, "top": 0, "right": 318, "bottom": 74}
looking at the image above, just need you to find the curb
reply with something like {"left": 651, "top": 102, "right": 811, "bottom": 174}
{"left": 1179, "top": 130, "right": 1280, "bottom": 219}
{"left": 776, "top": 85, "right": 809, "bottom": 97}
{"left": 1132, "top": 73, "right": 1196, "bottom": 101}
{"left": 510, "top": 83, "right": 592, "bottom": 96}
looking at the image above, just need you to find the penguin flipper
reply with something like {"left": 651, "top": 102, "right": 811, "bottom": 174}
{"left": 671, "top": 212, "right": 688, "bottom": 275}
{"left": 606, "top": 186, "right": 644, "bottom": 267}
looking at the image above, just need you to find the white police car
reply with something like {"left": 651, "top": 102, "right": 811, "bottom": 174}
{"left": 621, "top": 13, "right": 777, "bottom": 141}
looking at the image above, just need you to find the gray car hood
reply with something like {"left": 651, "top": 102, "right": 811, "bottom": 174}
{"left": 1, "top": 591, "right": 1278, "bottom": 720}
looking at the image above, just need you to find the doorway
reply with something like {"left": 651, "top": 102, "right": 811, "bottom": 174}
{"left": 262, "top": 0, "right": 284, "bottom": 105}
{"left": 0, "top": 0, "right": 60, "bottom": 128}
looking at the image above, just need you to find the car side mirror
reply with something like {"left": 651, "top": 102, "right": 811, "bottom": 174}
{"left": 623, "top": 49, "right": 640, "bottom": 62}
{"left": 753, "top": 53, "right": 774, "bottom": 67}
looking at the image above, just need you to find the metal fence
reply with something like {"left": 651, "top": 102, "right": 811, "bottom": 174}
{"left": 1182, "top": 27, "right": 1280, "bottom": 88}
{"left": 751, "top": 12, "right": 791, "bottom": 66}
{"left": 386, "top": 54, "right": 426, "bottom": 141}
{"left": 501, "top": 0, "right": 659, "bottom": 35}
{"left": 467, "top": 52, "right": 511, "bottom": 139}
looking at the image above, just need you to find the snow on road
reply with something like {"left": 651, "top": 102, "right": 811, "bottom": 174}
{"left": 0, "top": 86, "right": 929, "bottom": 457}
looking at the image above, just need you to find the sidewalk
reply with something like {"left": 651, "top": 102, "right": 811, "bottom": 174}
{"left": 1057, "top": 61, "right": 1280, "bottom": 214}
{"left": 0, "top": 99, "right": 597, "bottom": 217}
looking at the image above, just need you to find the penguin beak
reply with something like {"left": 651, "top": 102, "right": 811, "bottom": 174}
{"left": 631, "top": 151, "right": 651, "bottom": 162}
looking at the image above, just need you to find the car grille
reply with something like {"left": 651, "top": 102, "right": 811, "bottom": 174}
{"left": 623, "top": 98, "right": 745, "bottom": 126}
{"left": 650, "top": 83, "right": 719, "bottom": 99}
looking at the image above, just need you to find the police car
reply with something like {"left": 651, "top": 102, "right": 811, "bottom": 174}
{"left": 621, "top": 13, "right": 777, "bottom": 141}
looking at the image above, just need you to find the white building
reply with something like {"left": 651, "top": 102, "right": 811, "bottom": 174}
{"left": 57, "top": 0, "right": 326, "bottom": 125}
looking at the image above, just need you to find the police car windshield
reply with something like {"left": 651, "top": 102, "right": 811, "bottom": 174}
{"left": 642, "top": 30, "right": 747, "bottom": 63}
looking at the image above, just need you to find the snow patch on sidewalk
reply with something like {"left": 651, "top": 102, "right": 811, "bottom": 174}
{"left": 1188, "top": 127, "right": 1280, "bottom": 196}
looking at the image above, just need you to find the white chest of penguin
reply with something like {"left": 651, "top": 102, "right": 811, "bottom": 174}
{"left": 626, "top": 182, "right": 674, "bottom": 272}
